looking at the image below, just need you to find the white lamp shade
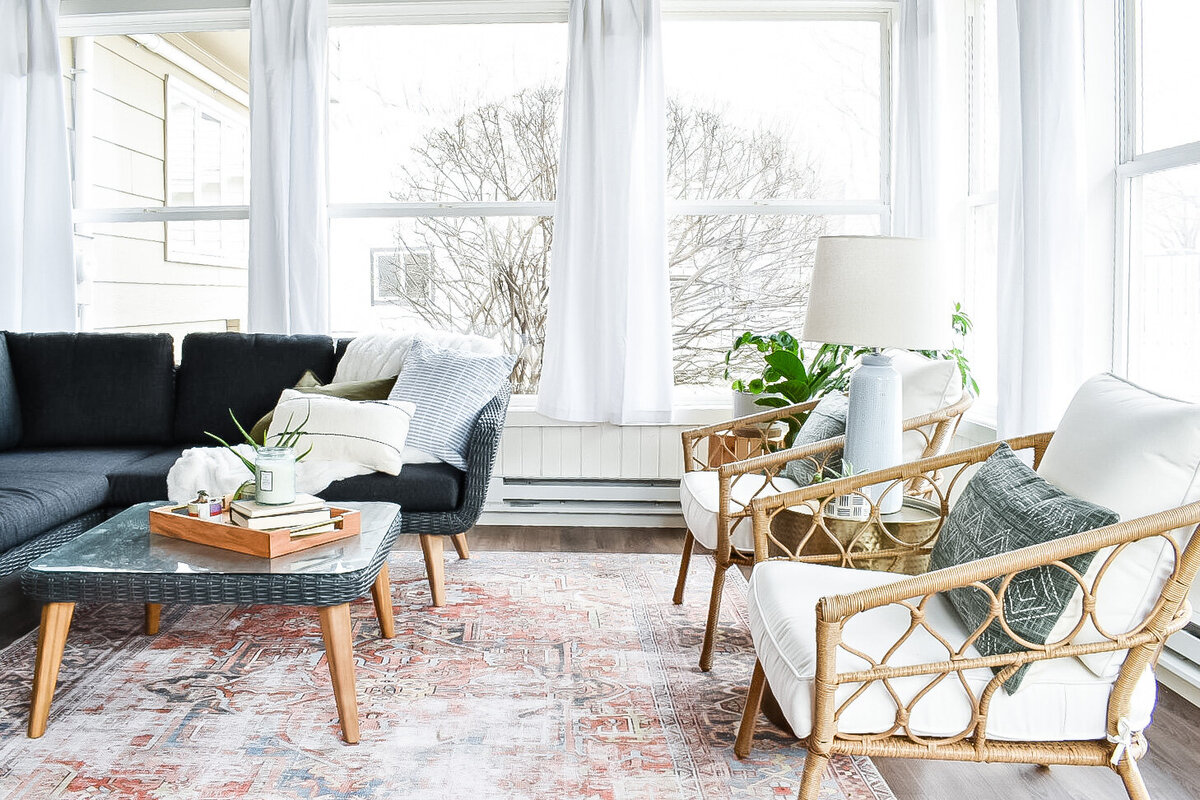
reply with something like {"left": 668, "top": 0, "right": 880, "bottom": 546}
{"left": 802, "top": 236, "right": 951, "bottom": 351}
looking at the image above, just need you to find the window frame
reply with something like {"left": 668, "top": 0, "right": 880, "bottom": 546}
{"left": 1114, "top": 0, "right": 1200, "bottom": 377}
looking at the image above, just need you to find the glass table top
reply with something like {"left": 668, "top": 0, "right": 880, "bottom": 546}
{"left": 27, "top": 502, "right": 400, "bottom": 577}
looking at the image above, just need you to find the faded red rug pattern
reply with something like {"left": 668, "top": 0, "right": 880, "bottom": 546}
{"left": 0, "top": 552, "right": 894, "bottom": 800}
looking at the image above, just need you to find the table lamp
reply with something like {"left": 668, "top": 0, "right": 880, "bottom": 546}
{"left": 802, "top": 236, "right": 950, "bottom": 514}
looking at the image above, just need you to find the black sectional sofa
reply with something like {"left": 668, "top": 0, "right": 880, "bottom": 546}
{"left": 0, "top": 331, "right": 511, "bottom": 633}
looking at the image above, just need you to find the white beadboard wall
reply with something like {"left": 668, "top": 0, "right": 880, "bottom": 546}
{"left": 480, "top": 398, "right": 727, "bottom": 526}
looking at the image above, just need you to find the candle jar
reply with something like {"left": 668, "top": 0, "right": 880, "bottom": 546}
{"left": 255, "top": 447, "right": 297, "bottom": 505}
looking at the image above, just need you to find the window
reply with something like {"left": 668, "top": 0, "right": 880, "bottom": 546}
{"left": 663, "top": 13, "right": 892, "bottom": 387}
{"left": 1119, "top": 0, "right": 1200, "bottom": 400}
{"left": 962, "top": 0, "right": 999, "bottom": 421}
{"left": 328, "top": 22, "right": 567, "bottom": 394}
{"left": 165, "top": 77, "right": 249, "bottom": 266}
{"left": 64, "top": 31, "right": 250, "bottom": 337}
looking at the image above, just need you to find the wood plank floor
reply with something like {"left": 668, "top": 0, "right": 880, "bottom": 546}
{"left": 2, "top": 524, "right": 1196, "bottom": 800}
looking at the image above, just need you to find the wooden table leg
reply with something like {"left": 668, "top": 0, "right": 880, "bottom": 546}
{"left": 318, "top": 603, "right": 359, "bottom": 744}
{"left": 419, "top": 534, "right": 446, "bottom": 607}
{"left": 145, "top": 603, "right": 162, "bottom": 635}
{"left": 370, "top": 563, "right": 395, "bottom": 639}
{"left": 28, "top": 602, "right": 75, "bottom": 739}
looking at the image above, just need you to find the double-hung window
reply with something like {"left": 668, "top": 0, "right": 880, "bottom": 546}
{"left": 1117, "top": 0, "right": 1200, "bottom": 400}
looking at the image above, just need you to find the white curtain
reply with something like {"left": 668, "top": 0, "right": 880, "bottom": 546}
{"left": 893, "top": 0, "right": 946, "bottom": 239}
{"left": 536, "top": 0, "right": 674, "bottom": 424}
{"left": 248, "top": 0, "right": 329, "bottom": 334}
{"left": 0, "top": 0, "right": 76, "bottom": 332}
{"left": 996, "top": 0, "right": 1089, "bottom": 436}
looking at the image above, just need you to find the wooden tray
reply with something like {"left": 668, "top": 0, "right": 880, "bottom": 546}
{"left": 148, "top": 504, "right": 361, "bottom": 558}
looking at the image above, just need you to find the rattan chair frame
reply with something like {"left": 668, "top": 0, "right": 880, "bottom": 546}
{"left": 733, "top": 434, "right": 1200, "bottom": 800}
{"left": 675, "top": 391, "right": 973, "bottom": 671}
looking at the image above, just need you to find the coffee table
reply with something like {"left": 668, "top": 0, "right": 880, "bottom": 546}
{"left": 21, "top": 500, "right": 402, "bottom": 744}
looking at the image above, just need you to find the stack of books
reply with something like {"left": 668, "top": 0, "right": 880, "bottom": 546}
{"left": 229, "top": 494, "right": 335, "bottom": 536}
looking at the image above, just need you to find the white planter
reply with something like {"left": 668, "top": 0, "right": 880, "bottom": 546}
{"left": 733, "top": 390, "right": 763, "bottom": 418}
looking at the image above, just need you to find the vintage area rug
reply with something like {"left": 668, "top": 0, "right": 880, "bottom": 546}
{"left": 0, "top": 552, "right": 894, "bottom": 800}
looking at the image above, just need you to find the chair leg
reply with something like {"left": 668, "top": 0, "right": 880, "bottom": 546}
{"left": 450, "top": 532, "right": 470, "bottom": 560}
{"left": 419, "top": 534, "right": 446, "bottom": 607}
{"left": 797, "top": 752, "right": 829, "bottom": 800}
{"left": 699, "top": 560, "right": 728, "bottom": 672}
{"left": 734, "top": 659, "right": 766, "bottom": 759}
{"left": 672, "top": 530, "right": 696, "bottom": 605}
{"left": 1116, "top": 757, "right": 1151, "bottom": 800}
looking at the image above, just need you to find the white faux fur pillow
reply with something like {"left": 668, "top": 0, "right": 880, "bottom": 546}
{"left": 266, "top": 390, "right": 416, "bottom": 475}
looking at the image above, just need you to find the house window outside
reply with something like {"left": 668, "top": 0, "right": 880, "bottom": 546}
{"left": 329, "top": 6, "right": 894, "bottom": 395}
{"left": 1118, "top": 0, "right": 1200, "bottom": 400}
{"left": 165, "top": 77, "right": 250, "bottom": 267}
{"left": 63, "top": 31, "right": 251, "bottom": 338}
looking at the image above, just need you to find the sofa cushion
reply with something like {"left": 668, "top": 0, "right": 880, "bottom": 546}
{"left": 105, "top": 448, "right": 186, "bottom": 507}
{"left": 5, "top": 332, "right": 175, "bottom": 446}
{"left": 0, "top": 446, "right": 158, "bottom": 476}
{"left": 889, "top": 349, "right": 962, "bottom": 461}
{"left": 249, "top": 371, "right": 398, "bottom": 444}
{"left": 389, "top": 337, "right": 515, "bottom": 469}
{"left": 930, "top": 443, "right": 1119, "bottom": 693}
{"left": 748, "top": 560, "right": 1157, "bottom": 742}
{"left": 0, "top": 470, "right": 111, "bottom": 551}
{"left": 0, "top": 335, "right": 20, "bottom": 450}
{"left": 780, "top": 393, "right": 848, "bottom": 484}
{"left": 1037, "top": 373, "right": 1200, "bottom": 678}
{"left": 173, "top": 333, "right": 336, "bottom": 446}
{"left": 321, "top": 462, "right": 464, "bottom": 512}
{"left": 679, "top": 470, "right": 805, "bottom": 552}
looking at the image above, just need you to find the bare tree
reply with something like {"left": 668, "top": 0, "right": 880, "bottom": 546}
{"left": 387, "top": 87, "right": 824, "bottom": 392}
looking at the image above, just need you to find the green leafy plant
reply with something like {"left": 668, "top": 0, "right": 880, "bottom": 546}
{"left": 725, "top": 305, "right": 979, "bottom": 415}
{"left": 204, "top": 408, "right": 314, "bottom": 497}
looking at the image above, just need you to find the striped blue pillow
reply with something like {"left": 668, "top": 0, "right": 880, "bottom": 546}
{"left": 389, "top": 336, "right": 515, "bottom": 470}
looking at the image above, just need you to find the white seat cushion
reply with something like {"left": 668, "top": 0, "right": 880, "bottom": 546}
{"left": 1037, "top": 373, "right": 1200, "bottom": 678}
{"left": 888, "top": 349, "right": 962, "bottom": 461}
{"left": 749, "top": 560, "right": 1157, "bottom": 741}
{"left": 679, "top": 470, "right": 803, "bottom": 552}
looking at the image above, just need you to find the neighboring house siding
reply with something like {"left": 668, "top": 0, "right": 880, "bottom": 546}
{"left": 71, "top": 35, "right": 248, "bottom": 339}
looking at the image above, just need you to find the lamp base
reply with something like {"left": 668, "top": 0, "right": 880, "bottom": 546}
{"left": 844, "top": 352, "right": 903, "bottom": 514}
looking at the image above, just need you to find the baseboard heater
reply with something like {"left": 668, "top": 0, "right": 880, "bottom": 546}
{"left": 479, "top": 477, "right": 684, "bottom": 527}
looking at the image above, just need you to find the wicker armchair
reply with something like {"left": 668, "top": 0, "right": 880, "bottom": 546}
{"left": 734, "top": 387, "right": 1200, "bottom": 800}
{"left": 675, "top": 386, "right": 972, "bottom": 671}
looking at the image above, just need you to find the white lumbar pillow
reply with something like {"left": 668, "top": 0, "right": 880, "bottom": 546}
{"left": 1037, "top": 373, "right": 1200, "bottom": 678}
{"left": 266, "top": 389, "right": 416, "bottom": 476}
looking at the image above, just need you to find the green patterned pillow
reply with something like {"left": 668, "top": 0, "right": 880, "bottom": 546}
{"left": 780, "top": 393, "right": 848, "bottom": 485}
{"left": 930, "top": 443, "right": 1118, "bottom": 693}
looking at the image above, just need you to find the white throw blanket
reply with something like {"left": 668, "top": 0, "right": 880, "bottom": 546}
{"left": 333, "top": 328, "right": 503, "bottom": 383}
{"left": 166, "top": 444, "right": 372, "bottom": 503}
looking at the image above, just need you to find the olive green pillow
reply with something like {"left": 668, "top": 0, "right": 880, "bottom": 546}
{"left": 250, "top": 371, "right": 399, "bottom": 444}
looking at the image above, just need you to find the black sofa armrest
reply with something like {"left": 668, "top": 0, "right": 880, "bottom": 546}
{"left": 449, "top": 381, "right": 513, "bottom": 532}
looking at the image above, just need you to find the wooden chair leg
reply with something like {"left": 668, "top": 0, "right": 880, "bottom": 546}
{"left": 370, "top": 562, "right": 396, "bottom": 639}
{"left": 699, "top": 560, "right": 728, "bottom": 672}
{"left": 318, "top": 603, "right": 360, "bottom": 744}
{"left": 672, "top": 530, "right": 695, "bottom": 605}
{"left": 419, "top": 534, "right": 446, "bottom": 607}
{"left": 28, "top": 602, "right": 74, "bottom": 739}
{"left": 1116, "top": 757, "right": 1151, "bottom": 800}
{"left": 450, "top": 532, "right": 470, "bottom": 560}
{"left": 734, "top": 659, "right": 767, "bottom": 759}
{"left": 797, "top": 752, "right": 830, "bottom": 800}
{"left": 144, "top": 603, "right": 162, "bottom": 635}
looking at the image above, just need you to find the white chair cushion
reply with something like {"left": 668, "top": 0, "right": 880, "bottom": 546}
{"left": 679, "top": 470, "right": 803, "bottom": 552}
{"left": 748, "top": 560, "right": 1157, "bottom": 742}
{"left": 888, "top": 349, "right": 962, "bottom": 461}
{"left": 1037, "top": 373, "right": 1200, "bottom": 678}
